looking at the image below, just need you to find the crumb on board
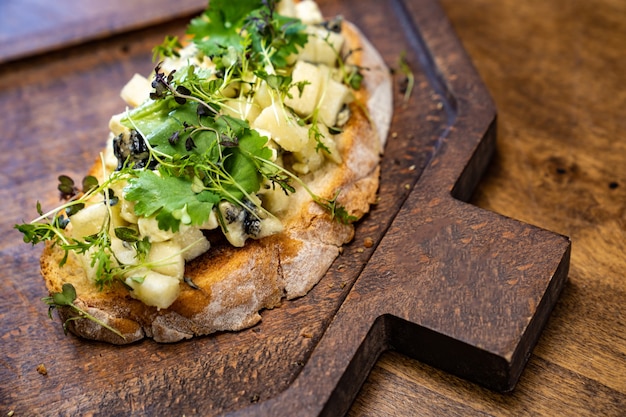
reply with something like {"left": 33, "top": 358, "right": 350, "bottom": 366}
{"left": 36, "top": 363, "right": 48, "bottom": 376}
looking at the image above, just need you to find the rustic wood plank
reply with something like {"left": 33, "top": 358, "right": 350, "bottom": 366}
{"left": 0, "top": 0, "right": 207, "bottom": 64}
{"left": 0, "top": 0, "right": 578, "bottom": 416}
{"left": 349, "top": 0, "right": 626, "bottom": 415}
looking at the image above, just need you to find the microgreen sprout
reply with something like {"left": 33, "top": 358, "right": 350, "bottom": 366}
{"left": 398, "top": 51, "right": 414, "bottom": 103}
{"left": 43, "top": 283, "right": 125, "bottom": 340}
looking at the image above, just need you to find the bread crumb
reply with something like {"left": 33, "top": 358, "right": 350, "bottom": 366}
{"left": 299, "top": 328, "right": 313, "bottom": 338}
{"left": 363, "top": 237, "right": 374, "bottom": 248}
{"left": 36, "top": 363, "right": 48, "bottom": 376}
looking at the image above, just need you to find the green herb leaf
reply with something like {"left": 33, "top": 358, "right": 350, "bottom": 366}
{"left": 152, "top": 35, "right": 183, "bottom": 62}
{"left": 188, "top": 0, "right": 263, "bottom": 57}
{"left": 114, "top": 226, "right": 140, "bottom": 242}
{"left": 50, "top": 283, "right": 76, "bottom": 306}
{"left": 43, "top": 283, "right": 125, "bottom": 340}
{"left": 125, "top": 169, "right": 219, "bottom": 232}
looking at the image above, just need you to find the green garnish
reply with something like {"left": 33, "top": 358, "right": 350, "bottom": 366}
{"left": 43, "top": 283, "right": 125, "bottom": 340}
{"left": 398, "top": 51, "right": 414, "bottom": 103}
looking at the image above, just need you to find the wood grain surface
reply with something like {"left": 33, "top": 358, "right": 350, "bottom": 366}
{"left": 0, "top": 0, "right": 207, "bottom": 64}
{"left": 349, "top": 0, "right": 626, "bottom": 415}
{"left": 0, "top": 0, "right": 624, "bottom": 416}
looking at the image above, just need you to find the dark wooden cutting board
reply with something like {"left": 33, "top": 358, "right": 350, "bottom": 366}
{"left": 0, "top": 0, "right": 570, "bottom": 415}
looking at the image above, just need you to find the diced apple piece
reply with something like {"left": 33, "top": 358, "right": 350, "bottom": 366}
{"left": 276, "top": 0, "right": 296, "bottom": 17}
{"left": 317, "top": 77, "right": 351, "bottom": 127}
{"left": 109, "top": 113, "right": 129, "bottom": 137}
{"left": 292, "top": 123, "right": 341, "bottom": 174}
{"left": 299, "top": 27, "right": 344, "bottom": 66}
{"left": 260, "top": 182, "right": 291, "bottom": 215}
{"left": 147, "top": 241, "right": 185, "bottom": 280}
{"left": 110, "top": 236, "right": 138, "bottom": 266}
{"left": 125, "top": 270, "right": 181, "bottom": 310}
{"left": 69, "top": 203, "right": 108, "bottom": 239}
{"left": 253, "top": 80, "right": 274, "bottom": 109}
{"left": 284, "top": 61, "right": 323, "bottom": 117}
{"left": 199, "top": 209, "right": 219, "bottom": 230}
{"left": 120, "top": 198, "right": 138, "bottom": 224}
{"left": 120, "top": 74, "right": 152, "bottom": 108}
{"left": 138, "top": 216, "right": 176, "bottom": 242}
{"left": 295, "top": 0, "right": 324, "bottom": 24}
{"left": 171, "top": 227, "right": 211, "bottom": 261}
{"left": 252, "top": 104, "right": 309, "bottom": 152}
{"left": 222, "top": 98, "right": 262, "bottom": 123}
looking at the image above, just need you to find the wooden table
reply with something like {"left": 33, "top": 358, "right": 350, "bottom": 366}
{"left": 1, "top": 0, "right": 624, "bottom": 416}
{"left": 350, "top": 0, "right": 626, "bottom": 415}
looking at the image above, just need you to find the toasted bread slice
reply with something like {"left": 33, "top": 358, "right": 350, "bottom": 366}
{"left": 39, "top": 21, "right": 392, "bottom": 344}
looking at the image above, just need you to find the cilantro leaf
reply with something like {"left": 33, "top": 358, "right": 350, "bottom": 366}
{"left": 125, "top": 169, "right": 219, "bottom": 232}
{"left": 188, "top": 0, "right": 264, "bottom": 57}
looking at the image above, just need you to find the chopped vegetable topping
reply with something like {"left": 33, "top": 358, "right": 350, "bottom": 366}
{"left": 15, "top": 0, "right": 366, "bottom": 320}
